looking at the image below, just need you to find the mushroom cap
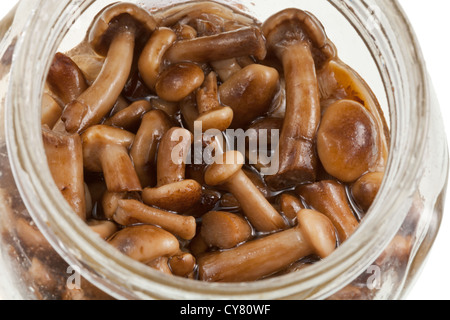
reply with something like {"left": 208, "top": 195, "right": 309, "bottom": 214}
{"left": 317, "top": 99, "right": 380, "bottom": 183}
{"left": 262, "top": 8, "right": 335, "bottom": 66}
{"left": 196, "top": 107, "right": 234, "bottom": 132}
{"left": 142, "top": 179, "right": 202, "bottom": 213}
{"left": 81, "top": 125, "right": 135, "bottom": 172}
{"left": 204, "top": 151, "right": 245, "bottom": 186}
{"left": 297, "top": 209, "right": 336, "bottom": 259}
{"left": 89, "top": 2, "right": 157, "bottom": 56}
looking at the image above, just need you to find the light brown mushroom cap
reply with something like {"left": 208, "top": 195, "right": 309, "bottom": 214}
{"left": 297, "top": 209, "right": 337, "bottom": 259}
{"left": 204, "top": 151, "right": 245, "bottom": 186}
{"left": 196, "top": 107, "right": 234, "bottom": 132}
{"left": 262, "top": 8, "right": 335, "bottom": 66}
{"left": 89, "top": 2, "right": 157, "bottom": 56}
{"left": 81, "top": 125, "right": 135, "bottom": 172}
{"left": 142, "top": 179, "right": 202, "bottom": 214}
{"left": 107, "top": 225, "right": 179, "bottom": 263}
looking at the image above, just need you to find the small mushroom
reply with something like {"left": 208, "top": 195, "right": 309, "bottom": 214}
{"left": 262, "top": 9, "right": 336, "bottom": 189}
{"left": 113, "top": 199, "right": 197, "bottom": 240}
{"left": 101, "top": 190, "right": 127, "bottom": 220}
{"left": 198, "top": 209, "right": 336, "bottom": 282}
{"left": 41, "top": 93, "right": 62, "bottom": 129}
{"left": 219, "top": 64, "right": 280, "bottom": 129}
{"left": 155, "top": 62, "right": 205, "bottom": 102}
{"left": 204, "top": 151, "right": 287, "bottom": 232}
{"left": 163, "top": 26, "right": 267, "bottom": 64}
{"left": 81, "top": 125, "right": 141, "bottom": 193}
{"left": 147, "top": 256, "right": 173, "bottom": 275}
{"left": 296, "top": 180, "right": 359, "bottom": 243}
{"left": 210, "top": 58, "right": 242, "bottom": 82}
{"left": 149, "top": 97, "right": 179, "bottom": 119}
{"left": 195, "top": 71, "right": 234, "bottom": 132}
{"left": 317, "top": 99, "right": 381, "bottom": 183}
{"left": 168, "top": 252, "right": 196, "bottom": 278}
{"left": 108, "top": 225, "right": 180, "bottom": 264}
{"left": 351, "top": 172, "right": 384, "bottom": 212}
{"left": 62, "top": 3, "right": 156, "bottom": 133}
{"left": 103, "top": 100, "right": 152, "bottom": 132}
{"left": 279, "top": 193, "right": 305, "bottom": 225}
{"left": 138, "top": 27, "right": 177, "bottom": 91}
{"left": 46, "top": 52, "right": 88, "bottom": 106}
{"left": 87, "top": 219, "right": 118, "bottom": 240}
{"left": 42, "top": 126, "right": 86, "bottom": 220}
{"left": 200, "top": 211, "right": 252, "bottom": 249}
{"left": 130, "top": 110, "right": 172, "bottom": 188}
{"left": 142, "top": 127, "right": 202, "bottom": 213}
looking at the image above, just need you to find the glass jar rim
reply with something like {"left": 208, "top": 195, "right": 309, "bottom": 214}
{"left": 4, "top": 0, "right": 430, "bottom": 299}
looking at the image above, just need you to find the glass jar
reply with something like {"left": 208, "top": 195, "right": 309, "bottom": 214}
{"left": 0, "top": 0, "right": 448, "bottom": 300}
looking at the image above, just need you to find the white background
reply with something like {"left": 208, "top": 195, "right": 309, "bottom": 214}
{"left": 0, "top": 0, "right": 449, "bottom": 300}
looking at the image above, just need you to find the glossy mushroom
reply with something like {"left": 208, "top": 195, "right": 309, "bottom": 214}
{"left": 130, "top": 110, "right": 172, "bottom": 188}
{"left": 296, "top": 180, "right": 359, "bottom": 242}
{"left": 198, "top": 209, "right": 336, "bottom": 282}
{"left": 317, "top": 99, "right": 380, "bottom": 183}
{"left": 219, "top": 64, "right": 280, "bottom": 129}
{"left": 351, "top": 172, "right": 384, "bottom": 212}
{"left": 204, "top": 151, "right": 287, "bottom": 232}
{"left": 42, "top": 126, "right": 86, "bottom": 220}
{"left": 138, "top": 27, "right": 177, "bottom": 91}
{"left": 262, "top": 8, "right": 336, "bottom": 189}
{"left": 81, "top": 125, "right": 141, "bottom": 193}
{"left": 142, "top": 127, "right": 202, "bottom": 213}
{"left": 62, "top": 3, "right": 156, "bottom": 133}
{"left": 163, "top": 26, "right": 267, "bottom": 64}
{"left": 113, "top": 199, "right": 197, "bottom": 240}
{"left": 195, "top": 71, "right": 234, "bottom": 132}
{"left": 108, "top": 225, "right": 179, "bottom": 264}
{"left": 103, "top": 100, "right": 152, "bottom": 132}
{"left": 41, "top": 93, "right": 62, "bottom": 129}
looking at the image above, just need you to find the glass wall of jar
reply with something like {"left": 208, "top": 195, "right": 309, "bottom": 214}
{"left": 0, "top": 0, "right": 448, "bottom": 300}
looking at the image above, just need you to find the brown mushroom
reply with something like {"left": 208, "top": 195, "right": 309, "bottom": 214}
{"left": 130, "top": 110, "right": 172, "bottom": 188}
{"left": 103, "top": 100, "right": 152, "bottom": 132}
{"left": 219, "top": 64, "right": 280, "bottom": 129}
{"left": 87, "top": 219, "right": 118, "bottom": 240}
{"left": 204, "top": 151, "right": 287, "bottom": 232}
{"left": 262, "top": 9, "right": 336, "bottom": 189}
{"left": 81, "top": 125, "right": 141, "bottom": 193}
{"left": 168, "top": 252, "right": 196, "bottom": 278}
{"left": 163, "top": 26, "right": 267, "bottom": 64}
{"left": 200, "top": 211, "right": 252, "bottom": 249}
{"left": 61, "top": 3, "right": 156, "bottom": 133}
{"left": 147, "top": 256, "right": 173, "bottom": 275}
{"left": 41, "top": 93, "right": 62, "bottom": 129}
{"left": 280, "top": 193, "right": 305, "bottom": 225}
{"left": 210, "top": 58, "right": 243, "bottom": 82}
{"left": 42, "top": 126, "right": 86, "bottom": 220}
{"left": 195, "top": 71, "right": 234, "bottom": 132}
{"left": 351, "top": 172, "right": 384, "bottom": 212}
{"left": 317, "top": 99, "right": 381, "bottom": 183}
{"left": 155, "top": 62, "right": 205, "bottom": 102}
{"left": 296, "top": 180, "right": 359, "bottom": 243}
{"left": 142, "top": 127, "right": 202, "bottom": 213}
{"left": 198, "top": 209, "right": 336, "bottom": 282}
{"left": 101, "top": 190, "right": 127, "bottom": 220}
{"left": 46, "top": 52, "right": 88, "bottom": 106}
{"left": 138, "top": 27, "right": 177, "bottom": 91}
{"left": 113, "top": 199, "right": 197, "bottom": 240}
{"left": 107, "top": 225, "right": 179, "bottom": 264}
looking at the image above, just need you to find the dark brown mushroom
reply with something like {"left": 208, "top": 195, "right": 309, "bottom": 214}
{"left": 61, "top": 3, "right": 156, "bottom": 133}
{"left": 142, "top": 127, "right": 202, "bottom": 213}
{"left": 219, "top": 64, "right": 280, "bottom": 129}
{"left": 351, "top": 172, "right": 384, "bottom": 212}
{"left": 42, "top": 126, "right": 86, "bottom": 220}
{"left": 262, "top": 8, "right": 336, "bottom": 189}
{"left": 296, "top": 180, "right": 359, "bottom": 243}
{"left": 103, "top": 100, "right": 152, "bottom": 132}
{"left": 198, "top": 209, "right": 336, "bottom": 282}
{"left": 81, "top": 125, "right": 141, "bottom": 193}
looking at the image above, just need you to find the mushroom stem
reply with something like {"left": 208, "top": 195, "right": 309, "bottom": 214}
{"left": 163, "top": 26, "right": 267, "bottom": 64}
{"left": 204, "top": 151, "right": 286, "bottom": 232}
{"left": 296, "top": 180, "right": 359, "bottom": 242}
{"left": 62, "top": 31, "right": 135, "bottom": 133}
{"left": 114, "top": 199, "right": 197, "bottom": 240}
{"left": 42, "top": 127, "right": 86, "bottom": 220}
{"left": 198, "top": 209, "right": 336, "bottom": 282}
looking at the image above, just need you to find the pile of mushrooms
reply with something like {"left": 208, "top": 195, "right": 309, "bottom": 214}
{"left": 41, "top": 2, "right": 389, "bottom": 283}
